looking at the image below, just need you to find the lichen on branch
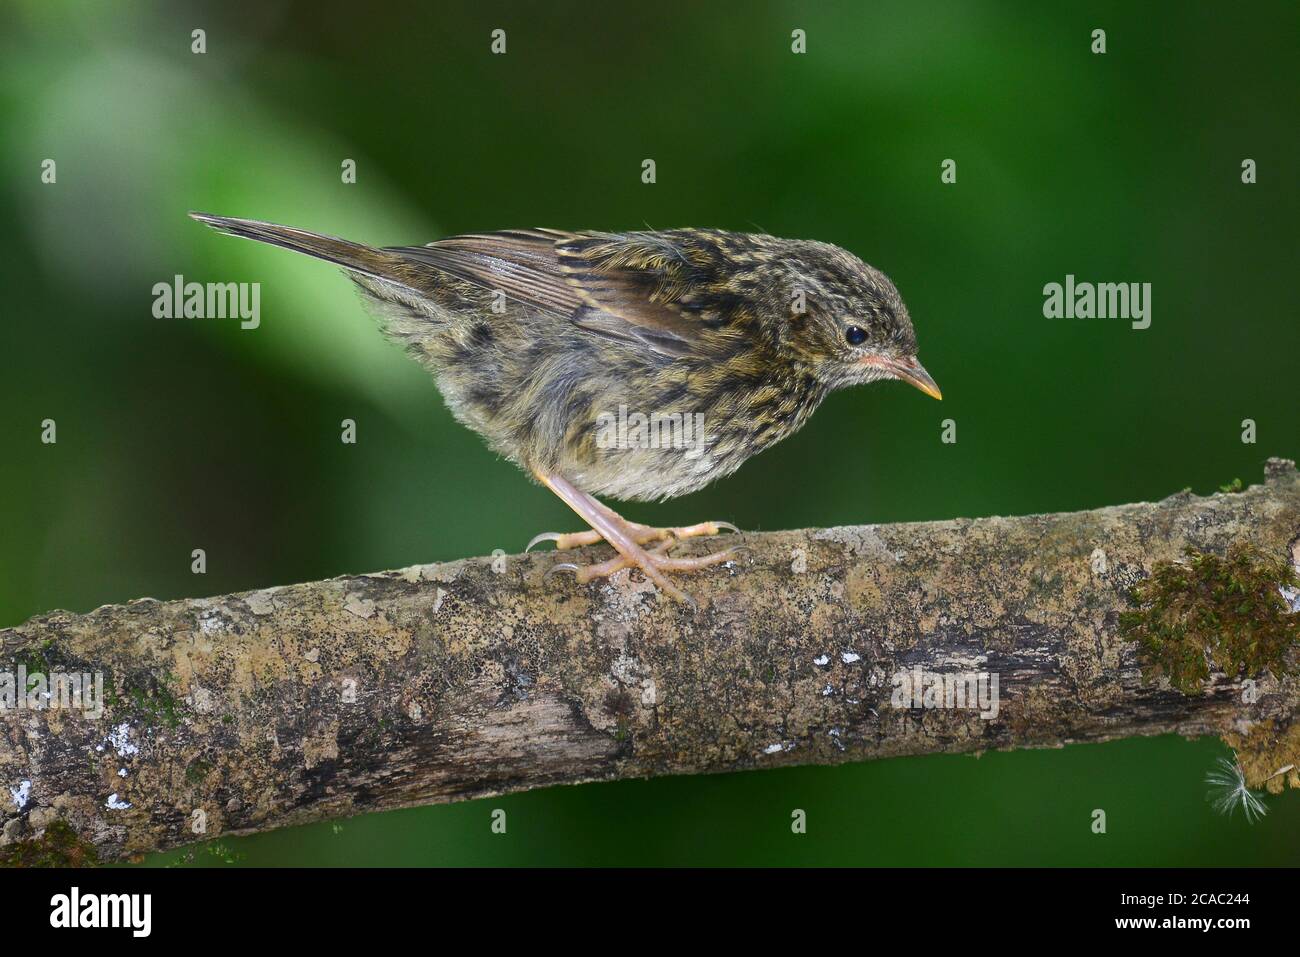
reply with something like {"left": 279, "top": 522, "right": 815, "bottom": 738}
{"left": 2, "top": 458, "right": 1298, "bottom": 863}
{"left": 1121, "top": 544, "right": 1300, "bottom": 694}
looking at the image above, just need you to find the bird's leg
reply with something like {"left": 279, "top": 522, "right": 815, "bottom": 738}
{"left": 527, "top": 503, "right": 739, "bottom": 553}
{"left": 547, "top": 537, "right": 676, "bottom": 583}
{"left": 534, "top": 471, "right": 689, "bottom": 602}
{"left": 532, "top": 471, "right": 745, "bottom": 604}
{"left": 547, "top": 535, "right": 744, "bottom": 582}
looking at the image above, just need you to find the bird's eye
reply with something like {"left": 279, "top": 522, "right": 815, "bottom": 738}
{"left": 845, "top": 326, "right": 867, "bottom": 346}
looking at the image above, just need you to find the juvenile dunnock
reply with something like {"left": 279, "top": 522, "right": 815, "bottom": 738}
{"left": 191, "top": 214, "right": 940, "bottom": 604}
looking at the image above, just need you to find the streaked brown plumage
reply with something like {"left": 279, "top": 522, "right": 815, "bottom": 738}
{"left": 190, "top": 213, "right": 940, "bottom": 603}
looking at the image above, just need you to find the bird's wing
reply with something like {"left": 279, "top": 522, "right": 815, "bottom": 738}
{"left": 392, "top": 229, "right": 580, "bottom": 315}
{"left": 390, "top": 229, "right": 738, "bottom": 358}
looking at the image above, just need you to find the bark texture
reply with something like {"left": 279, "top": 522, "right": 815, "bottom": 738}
{"left": 3, "top": 459, "right": 1299, "bottom": 863}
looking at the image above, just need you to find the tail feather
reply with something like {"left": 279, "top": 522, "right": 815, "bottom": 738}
{"left": 188, "top": 212, "right": 413, "bottom": 289}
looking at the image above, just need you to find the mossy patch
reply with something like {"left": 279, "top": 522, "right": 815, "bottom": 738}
{"left": 13, "top": 639, "right": 56, "bottom": 677}
{"left": 106, "top": 672, "right": 184, "bottom": 729}
{"left": 1120, "top": 544, "right": 1299, "bottom": 694}
{"left": 0, "top": 820, "right": 99, "bottom": 868}
{"left": 1225, "top": 719, "right": 1300, "bottom": 793}
{"left": 185, "top": 757, "right": 214, "bottom": 784}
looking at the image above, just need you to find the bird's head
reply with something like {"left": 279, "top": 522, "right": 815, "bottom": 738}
{"left": 775, "top": 240, "right": 940, "bottom": 400}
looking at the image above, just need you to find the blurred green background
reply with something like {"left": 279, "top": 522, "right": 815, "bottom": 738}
{"left": 1, "top": 0, "right": 1296, "bottom": 865}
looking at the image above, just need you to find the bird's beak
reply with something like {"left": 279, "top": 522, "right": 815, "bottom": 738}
{"left": 860, "top": 354, "right": 943, "bottom": 400}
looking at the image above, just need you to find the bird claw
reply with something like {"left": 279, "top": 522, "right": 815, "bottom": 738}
{"left": 543, "top": 561, "right": 582, "bottom": 582}
{"left": 527, "top": 532, "right": 559, "bottom": 552}
{"left": 527, "top": 529, "right": 605, "bottom": 551}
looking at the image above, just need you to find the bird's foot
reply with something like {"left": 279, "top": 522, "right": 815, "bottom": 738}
{"left": 527, "top": 520, "right": 739, "bottom": 552}
{"left": 544, "top": 536, "right": 749, "bottom": 606}
{"left": 530, "top": 470, "right": 745, "bottom": 606}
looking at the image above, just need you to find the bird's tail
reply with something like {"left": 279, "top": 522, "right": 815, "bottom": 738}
{"left": 188, "top": 212, "right": 413, "bottom": 288}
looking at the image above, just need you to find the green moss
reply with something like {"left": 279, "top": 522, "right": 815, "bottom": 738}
{"left": 12, "top": 639, "right": 56, "bottom": 680}
{"left": 0, "top": 820, "right": 98, "bottom": 868}
{"left": 1218, "top": 477, "right": 1244, "bottom": 494}
{"left": 107, "top": 673, "right": 183, "bottom": 729}
{"left": 1121, "top": 544, "right": 1299, "bottom": 694}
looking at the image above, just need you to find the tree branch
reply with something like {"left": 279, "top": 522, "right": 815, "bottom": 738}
{"left": 3, "top": 459, "right": 1299, "bottom": 863}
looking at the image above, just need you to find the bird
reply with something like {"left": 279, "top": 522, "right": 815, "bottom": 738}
{"left": 189, "top": 213, "right": 941, "bottom": 604}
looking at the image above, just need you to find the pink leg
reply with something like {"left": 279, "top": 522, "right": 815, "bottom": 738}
{"left": 528, "top": 519, "right": 739, "bottom": 552}
{"left": 532, "top": 471, "right": 746, "bottom": 605}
